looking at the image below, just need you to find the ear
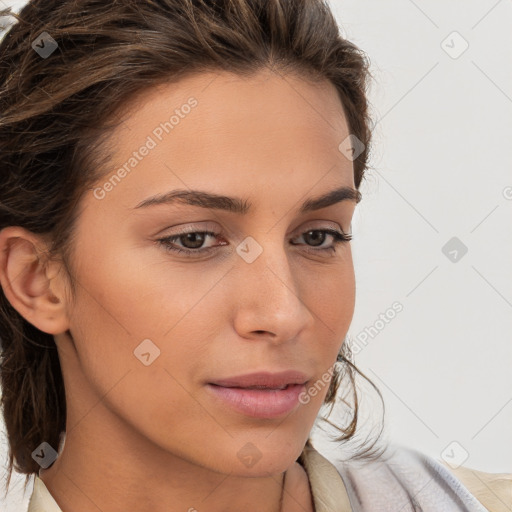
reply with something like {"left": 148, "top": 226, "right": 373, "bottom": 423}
{"left": 0, "top": 226, "right": 70, "bottom": 335}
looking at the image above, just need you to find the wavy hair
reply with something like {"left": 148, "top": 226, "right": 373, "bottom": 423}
{"left": 0, "top": 0, "right": 385, "bottom": 494}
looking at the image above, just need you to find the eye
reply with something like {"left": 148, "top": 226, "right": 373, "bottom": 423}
{"left": 156, "top": 228, "right": 352, "bottom": 258}
{"left": 292, "top": 229, "right": 353, "bottom": 255}
{"left": 157, "top": 230, "right": 223, "bottom": 257}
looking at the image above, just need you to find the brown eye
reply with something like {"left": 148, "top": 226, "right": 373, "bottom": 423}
{"left": 157, "top": 230, "right": 221, "bottom": 257}
{"left": 292, "top": 229, "right": 352, "bottom": 254}
{"left": 157, "top": 228, "right": 352, "bottom": 258}
{"left": 303, "top": 230, "right": 327, "bottom": 247}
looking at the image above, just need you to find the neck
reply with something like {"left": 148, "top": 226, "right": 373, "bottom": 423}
{"left": 39, "top": 410, "right": 289, "bottom": 512}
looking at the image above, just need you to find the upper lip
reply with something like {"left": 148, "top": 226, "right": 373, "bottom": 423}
{"left": 208, "top": 370, "right": 309, "bottom": 389}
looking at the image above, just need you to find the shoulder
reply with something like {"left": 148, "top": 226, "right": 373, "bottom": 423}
{"left": 326, "top": 443, "right": 496, "bottom": 511}
{"left": 440, "top": 461, "right": 512, "bottom": 512}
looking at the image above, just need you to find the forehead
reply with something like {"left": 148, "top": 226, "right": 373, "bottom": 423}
{"left": 90, "top": 68, "right": 355, "bottom": 212}
{"left": 110, "top": 68, "right": 350, "bottom": 157}
{"left": 119, "top": 68, "right": 348, "bottom": 129}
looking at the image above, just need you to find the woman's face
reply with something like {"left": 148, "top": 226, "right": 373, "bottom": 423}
{"left": 56, "top": 68, "right": 358, "bottom": 476}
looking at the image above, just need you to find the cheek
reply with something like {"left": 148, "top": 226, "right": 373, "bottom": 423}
{"left": 65, "top": 243, "right": 228, "bottom": 408}
{"left": 302, "top": 256, "right": 356, "bottom": 389}
{"left": 64, "top": 238, "right": 356, "bottom": 464}
{"left": 66, "top": 263, "right": 222, "bottom": 453}
{"left": 303, "top": 256, "right": 356, "bottom": 340}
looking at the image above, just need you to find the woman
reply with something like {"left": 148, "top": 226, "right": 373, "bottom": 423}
{"left": 0, "top": 1, "right": 509, "bottom": 511}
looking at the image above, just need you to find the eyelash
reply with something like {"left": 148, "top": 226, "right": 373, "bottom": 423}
{"left": 156, "top": 228, "right": 352, "bottom": 258}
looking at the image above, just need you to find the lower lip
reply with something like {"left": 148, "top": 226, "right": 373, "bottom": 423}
{"left": 206, "top": 383, "right": 306, "bottom": 418}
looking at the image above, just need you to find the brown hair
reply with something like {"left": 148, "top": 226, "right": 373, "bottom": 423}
{"left": 0, "top": 0, "right": 384, "bottom": 494}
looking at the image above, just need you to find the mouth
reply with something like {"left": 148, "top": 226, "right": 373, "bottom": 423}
{"left": 208, "top": 370, "right": 310, "bottom": 390}
{"left": 213, "top": 384, "right": 292, "bottom": 390}
{"left": 205, "top": 382, "right": 308, "bottom": 419}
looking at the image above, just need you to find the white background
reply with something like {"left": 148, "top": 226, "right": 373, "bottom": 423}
{"left": 312, "top": 0, "right": 512, "bottom": 479}
{"left": 1, "top": 0, "right": 511, "bottom": 510}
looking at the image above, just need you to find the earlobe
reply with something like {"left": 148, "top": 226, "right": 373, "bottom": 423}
{"left": 0, "top": 226, "right": 70, "bottom": 335}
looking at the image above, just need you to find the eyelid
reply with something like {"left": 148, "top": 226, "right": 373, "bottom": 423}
{"left": 296, "top": 220, "right": 349, "bottom": 237}
{"left": 159, "top": 220, "right": 347, "bottom": 239}
{"left": 158, "top": 221, "right": 221, "bottom": 238}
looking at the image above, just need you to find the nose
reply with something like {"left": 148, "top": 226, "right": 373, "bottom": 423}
{"left": 231, "top": 237, "right": 314, "bottom": 344}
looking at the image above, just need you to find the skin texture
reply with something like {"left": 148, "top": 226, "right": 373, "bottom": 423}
{"left": 0, "top": 68, "right": 357, "bottom": 512}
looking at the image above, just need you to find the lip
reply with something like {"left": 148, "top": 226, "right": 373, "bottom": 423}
{"left": 206, "top": 370, "right": 310, "bottom": 419}
{"left": 206, "top": 382, "right": 307, "bottom": 418}
{"left": 208, "top": 370, "right": 309, "bottom": 389}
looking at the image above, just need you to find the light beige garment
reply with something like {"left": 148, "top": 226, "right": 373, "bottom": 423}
{"left": 440, "top": 462, "right": 512, "bottom": 512}
{"left": 27, "top": 475, "right": 62, "bottom": 512}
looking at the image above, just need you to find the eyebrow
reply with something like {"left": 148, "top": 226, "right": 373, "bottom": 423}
{"left": 132, "top": 185, "right": 362, "bottom": 214}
